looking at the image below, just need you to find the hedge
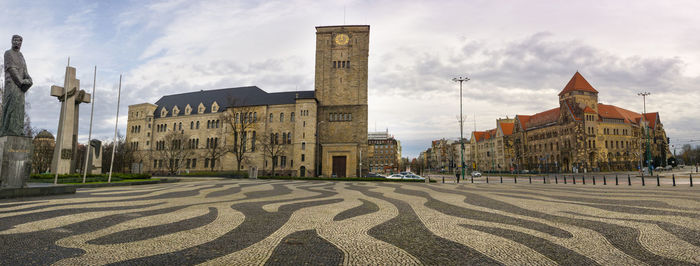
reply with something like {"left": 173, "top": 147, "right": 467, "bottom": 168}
{"left": 257, "top": 176, "right": 437, "bottom": 182}
{"left": 30, "top": 173, "right": 151, "bottom": 184}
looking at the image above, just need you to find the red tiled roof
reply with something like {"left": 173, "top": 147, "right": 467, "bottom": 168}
{"left": 500, "top": 122, "right": 515, "bottom": 136}
{"left": 558, "top": 72, "right": 599, "bottom": 96}
{"left": 526, "top": 107, "right": 560, "bottom": 129}
{"left": 473, "top": 131, "right": 487, "bottom": 142}
{"left": 643, "top": 112, "right": 659, "bottom": 128}
{"left": 515, "top": 115, "right": 532, "bottom": 131}
{"left": 583, "top": 106, "right": 596, "bottom": 113}
{"left": 598, "top": 104, "right": 641, "bottom": 124}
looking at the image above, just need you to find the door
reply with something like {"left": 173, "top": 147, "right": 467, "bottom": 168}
{"left": 332, "top": 156, "right": 347, "bottom": 177}
{"left": 300, "top": 166, "right": 306, "bottom": 177}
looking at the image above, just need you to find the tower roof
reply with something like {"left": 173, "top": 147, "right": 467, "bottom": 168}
{"left": 558, "top": 72, "right": 599, "bottom": 96}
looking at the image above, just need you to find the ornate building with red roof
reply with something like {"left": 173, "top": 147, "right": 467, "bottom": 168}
{"left": 508, "top": 72, "right": 670, "bottom": 173}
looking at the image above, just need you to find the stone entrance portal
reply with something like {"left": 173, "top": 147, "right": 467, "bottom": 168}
{"left": 332, "top": 156, "right": 346, "bottom": 178}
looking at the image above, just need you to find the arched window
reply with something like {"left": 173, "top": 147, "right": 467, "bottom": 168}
{"left": 287, "top": 132, "right": 292, "bottom": 144}
{"left": 291, "top": 112, "right": 295, "bottom": 122}
{"left": 190, "top": 121, "right": 194, "bottom": 129}
{"left": 269, "top": 113, "right": 274, "bottom": 122}
{"left": 207, "top": 120, "right": 210, "bottom": 128}
{"left": 280, "top": 113, "right": 284, "bottom": 122}
{"left": 275, "top": 133, "right": 279, "bottom": 144}
{"left": 179, "top": 122, "right": 182, "bottom": 130}
{"left": 196, "top": 121, "right": 200, "bottom": 129}
{"left": 282, "top": 133, "right": 287, "bottom": 144}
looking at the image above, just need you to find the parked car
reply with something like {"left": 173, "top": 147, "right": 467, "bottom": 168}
{"left": 470, "top": 171, "right": 482, "bottom": 177}
{"left": 387, "top": 174, "right": 405, "bottom": 179}
{"left": 366, "top": 172, "right": 387, "bottom": 178}
{"left": 403, "top": 174, "right": 425, "bottom": 180}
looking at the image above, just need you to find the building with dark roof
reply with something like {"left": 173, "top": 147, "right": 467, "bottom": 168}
{"left": 126, "top": 25, "right": 370, "bottom": 177}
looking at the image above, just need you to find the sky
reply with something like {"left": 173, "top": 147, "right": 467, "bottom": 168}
{"left": 1, "top": 0, "right": 699, "bottom": 158}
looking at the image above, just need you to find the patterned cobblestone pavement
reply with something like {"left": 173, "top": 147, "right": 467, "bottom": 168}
{"left": 1, "top": 180, "right": 698, "bottom": 265}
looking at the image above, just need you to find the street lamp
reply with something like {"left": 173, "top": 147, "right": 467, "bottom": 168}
{"left": 638, "top": 92, "right": 652, "bottom": 175}
{"left": 453, "top": 76, "right": 470, "bottom": 183}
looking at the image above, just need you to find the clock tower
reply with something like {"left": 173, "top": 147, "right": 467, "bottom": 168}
{"left": 315, "top": 25, "right": 369, "bottom": 177}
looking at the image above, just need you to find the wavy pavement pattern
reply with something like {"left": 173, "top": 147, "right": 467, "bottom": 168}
{"left": 0, "top": 180, "right": 698, "bottom": 265}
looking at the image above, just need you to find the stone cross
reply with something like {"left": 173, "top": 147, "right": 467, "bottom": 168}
{"left": 50, "top": 66, "right": 90, "bottom": 174}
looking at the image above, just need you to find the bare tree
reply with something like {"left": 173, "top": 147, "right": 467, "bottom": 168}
{"left": 258, "top": 129, "right": 286, "bottom": 176}
{"left": 221, "top": 97, "right": 259, "bottom": 172}
{"left": 102, "top": 133, "right": 136, "bottom": 174}
{"left": 204, "top": 135, "right": 228, "bottom": 171}
{"left": 154, "top": 130, "right": 194, "bottom": 175}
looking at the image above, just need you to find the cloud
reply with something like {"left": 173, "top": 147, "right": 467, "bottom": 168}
{"left": 1, "top": 0, "right": 698, "bottom": 159}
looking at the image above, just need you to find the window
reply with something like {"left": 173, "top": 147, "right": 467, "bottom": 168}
{"left": 205, "top": 158, "right": 209, "bottom": 168}
{"left": 254, "top": 112, "right": 257, "bottom": 122}
{"left": 302, "top": 142, "right": 305, "bottom": 150}
{"left": 192, "top": 159, "right": 197, "bottom": 168}
{"left": 291, "top": 112, "right": 295, "bottom": 122}
{"left": 280, "top": 113, "right": 284, "bottom": 122}
{"left": 275, "top": 133, "right": 279, "bottom": 144}
{"left": 251, "top": 131, "right": 256, "bottom": 152}
{"left": 269, "top": 113, "right": 274, "bottom": 122}
{"left": 196, "top": 121, "right": 200, "bottom": 129}
{"left": 281, "top": 156, "right": 287, "bottom": 168}
{"left": 301, "top": 154, "right": 305, "bottom": 161}
{"left": 190, "top": 121, "right": 194, "bottom": 129}
{"left": 287, "top": 132, "right": 292, "bottom": 144}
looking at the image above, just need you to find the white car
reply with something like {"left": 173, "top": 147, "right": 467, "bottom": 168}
{"left": 387, "top": 174, "right": 405, "bottom": 179}
{"left": 403, "top": 174, "right": 426, "bottom": 180}
{"left": 471, "top": 171, "right": 482, "bottom": 177}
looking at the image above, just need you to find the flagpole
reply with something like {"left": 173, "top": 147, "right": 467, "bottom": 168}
{"left": 82, "top": 66, "right": 97, "bottom": 183}
{"left": 54, "top": 58, "right": 70, "bottom": 185}
{"left": 108, "top": 74, "right": 122, "bottom": 183}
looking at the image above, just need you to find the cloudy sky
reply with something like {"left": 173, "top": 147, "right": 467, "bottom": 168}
{"left": 1, "top": 0, "right": 699, "bottom": 158}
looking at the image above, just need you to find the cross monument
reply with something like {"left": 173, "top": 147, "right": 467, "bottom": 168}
{"left": 50, "top": 66, "right": 90, "bottom": 174}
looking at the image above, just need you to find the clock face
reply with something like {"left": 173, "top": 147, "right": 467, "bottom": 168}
{"left": 334, "top": 34, "right": 349, "bottom": 45}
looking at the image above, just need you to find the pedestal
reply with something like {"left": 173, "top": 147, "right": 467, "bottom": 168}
{"left": 0, "top": 136, "right": 33, "bottom": 188}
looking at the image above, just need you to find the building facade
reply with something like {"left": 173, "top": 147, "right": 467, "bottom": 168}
{"left": 510, "top": 72, "right": 670, "bottom": 172}
{"left": 126, "top": 25, "right": 370, "bottom": 177}
{"left": 367, "top": 130, "right": 401, "bottom": 174}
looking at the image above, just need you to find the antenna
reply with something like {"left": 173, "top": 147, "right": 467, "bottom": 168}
{"left": 67, "top": 57, "right": 70, "bottom": 66}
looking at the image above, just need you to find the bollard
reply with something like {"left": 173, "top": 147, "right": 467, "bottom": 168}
{"left": 672, "top": 174, "right": 676, "bottom": 186}
{"left": 500, "top": 176, "right": 503, "bottom": 183}
{"left": 514, "top": 175, "right": 517, "bottom": 184}
{"left": 582, "top": 175, "right": 586, "bottom": 185}
{"left": 555, "top": 175, "right": 558, "bottom": 184}
{"left": 543, "top": 176, "right": 547, "bottom": 184}
{"left": 642, "top": 175, "right": 645, "bottom": 186}
{"left": 529, "top": 176, "right": 532, "bottom": 184}
{"left": 592, "top": 176, "right": 596, "bottom": 185}
{"left": 564, "top": 175, "right": 567, "bottom": 184}
{"left": 486, "top": 175, "right": 489, "bottom": 183}
{"left": 690, "top": 173, "right": 693, "bottom": 187}
{"left": 627, "top": 174, "right": 631, "bottom": 186}
{"left": 442, "top": 176, "right": 444, "bottom": 183}
{"left": 471, "top": 175, "right": 474, "bottom": 183}
{"left": 656, "top": 175, "right": 660, "bottom": 186}
{"left": 603, "top": 175, "right": 607, "bottom": 185}
{"left": 615, "top": 174, "right": 618, "bottom": 185}
{"left": 573, "top": 175, "right": 576, "bottom": 184}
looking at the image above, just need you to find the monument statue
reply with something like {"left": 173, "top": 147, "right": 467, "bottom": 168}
{"left": 0, "top": 35, "right": 33, "bottom": 188}
{"left": 1, "top": 35, "right": 32, "bottom": 136}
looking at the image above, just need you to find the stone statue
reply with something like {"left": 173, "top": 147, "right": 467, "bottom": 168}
{"left": 1, "top": 35, "right": 32, "bottom": 136}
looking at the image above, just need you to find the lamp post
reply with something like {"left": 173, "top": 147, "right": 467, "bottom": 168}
{"left": 453, "top": 76, "right": 469, "bottom": 182}
{"left": 638, "top": 92, "right": 652, "bottom": 176}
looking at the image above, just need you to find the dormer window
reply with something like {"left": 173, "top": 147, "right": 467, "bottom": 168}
{"left": 172, "top": 106, "right": 180, "bottom": 117}
{"left": 211, "top": 101, "right": 219, "bottom": 112}
{"left": 160, "top": 107, "right": 168, "bottom": 117}
{"left": 185, "top": 104, "right": 192, "bottom": 115}
{"left": 198, "top": 103, "right": 205, "bottom": 114}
